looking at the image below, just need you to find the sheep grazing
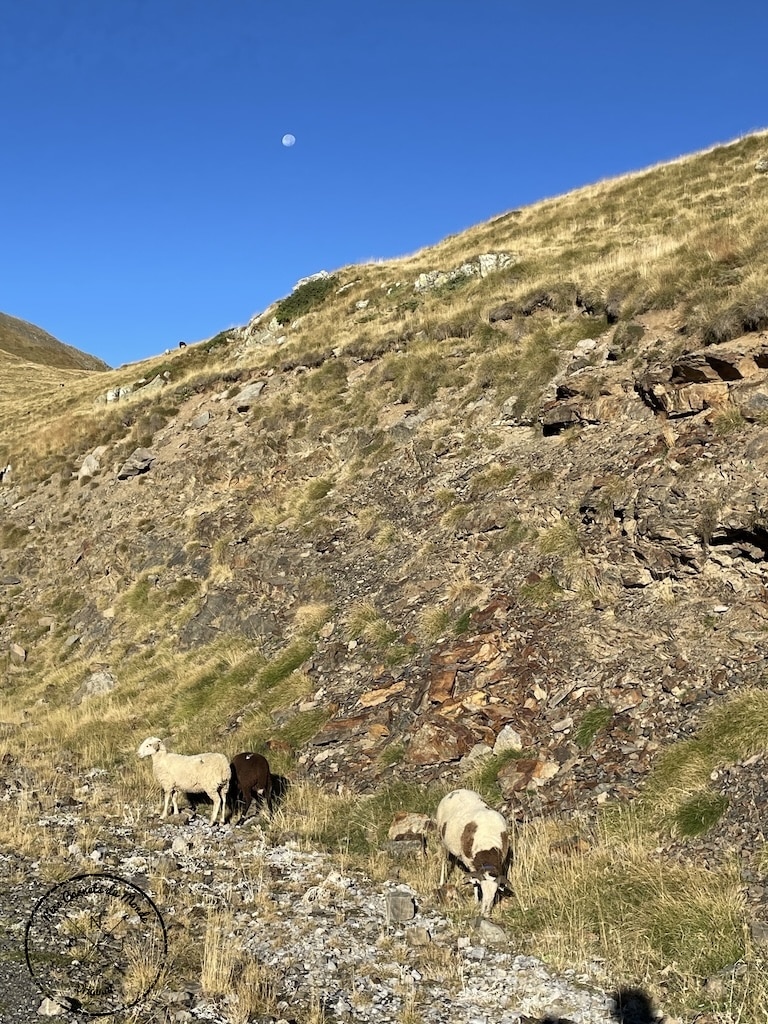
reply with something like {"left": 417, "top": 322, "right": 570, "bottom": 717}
{"left": 435, "top": 788, "right": 511, "bottom": 917}
{"left": 137, "top": 736, "right": 231, "bottom": 825}
{"left": 229, "top": 751, "right": 273, "bottom": 823}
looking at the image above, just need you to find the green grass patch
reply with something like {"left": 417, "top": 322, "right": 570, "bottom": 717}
{"left": 304, "top": 477, "right": 334, "bottom": 501}
{"left": 300, "top": 357, "right": 349, "bottom": 398}
{"left": 574, "top": 705, "right": 614, "bottom": 749}
{"left": 272, "top": 706, "right": 329, "bottom": 748}
{"left": 376, "top": 345, "right": 465, "bottom": 406}
{"left": 507, "top": 838, "right": 745, "bottom": 988}
{"left": 257, "top": 639, "right": 314, "bottom": 689}
{"left": 489, "top": 517, "right": 535, "bottom": 552}
{"left": 519, "top": 573, "right": 564, "bottom": 606}
{"left": 641, "top": 688, "right": 768, "bottom": 827}
{"left": 675, "top": 792, "right": 728, "bottom": 837}
{"left": 471, "top": 749, "right": 526, "bottom": 803}
{"left": 378, "top": 743, "right": 405, "bottom": 768}
{"left": 467, "top": 463, "right": 518, "bottom": 498}
{"left": 538, "top": 519, "right": 580, "bottom": 556}
{"left": 453, "top": 607, "right": 474, "bottom": 635}
{"left": 0, "top": 523, "right": 29, "bottom": 548}
{"left": 302, "top": 781, "right": 440, "bottom": 856}
{"left": 172, "top": 649, "right": 267, "bottom": 727}
{"left": 711, "top": 406, "right": 747, "bottom": 435}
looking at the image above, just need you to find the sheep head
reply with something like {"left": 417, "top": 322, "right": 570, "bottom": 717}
{"left": 137, "top": 737, "right": 164, "bottom": 758}
{"left": 465, "top": 866, "right": 512, "bottom": 916}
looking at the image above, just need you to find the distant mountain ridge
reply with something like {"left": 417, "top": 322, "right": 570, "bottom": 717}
{"left": 0, "top": 311, "right": 109, "bottom": 371}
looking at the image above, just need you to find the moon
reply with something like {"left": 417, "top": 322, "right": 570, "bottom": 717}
{"left": 281, "top": 134, "right": 296, "bottom": 147}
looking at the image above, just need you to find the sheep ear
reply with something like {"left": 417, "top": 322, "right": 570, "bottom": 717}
{"left": 496, "top": 878, "right": 513, "bottom": 896}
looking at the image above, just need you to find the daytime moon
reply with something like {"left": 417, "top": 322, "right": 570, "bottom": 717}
{"left": 281, "top": 133, "right": 296, "bottom": 147}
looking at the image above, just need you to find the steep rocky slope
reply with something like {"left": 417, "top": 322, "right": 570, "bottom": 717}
{"left": 3, "top": 131, "right": 768, "bottom": 834}
{"left": 6, "top": 131, "right": 768, "bottom": 1022}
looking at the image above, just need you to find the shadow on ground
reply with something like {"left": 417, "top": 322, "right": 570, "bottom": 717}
{"left": 529, "top": 984, "right": 660, "bottom": 1024}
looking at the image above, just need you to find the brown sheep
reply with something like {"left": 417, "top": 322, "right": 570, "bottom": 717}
{"left": 229, "top": 751, "right": 273, "bottom": 823}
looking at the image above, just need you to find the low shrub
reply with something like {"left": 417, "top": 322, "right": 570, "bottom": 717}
{"left": 274, "top": 275, "right": 339, "bottom": 324}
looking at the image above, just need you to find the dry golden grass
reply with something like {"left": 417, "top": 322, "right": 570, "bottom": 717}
{"left": 5, "top": 130, "right": 768, "bottom": 1024}
{"left": 497, "top": 813, "right": 752, "bottom": 1017}
{"left": 1, "top": 343, "right": 229, "bottom": 475}
{"left": 344, "top": 599, "right": 398, "bottom": 646}
{"left": 228, "top": 960, "right": 280, "bottom": 1023}
{"left": 201, "top": 908, "right": 239, "bottom": 997}
{"left": 5, "top": 132, "right": 767, "bottom": 490}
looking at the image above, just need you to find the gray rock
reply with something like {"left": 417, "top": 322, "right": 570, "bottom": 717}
{"left": 171, "top": 836, "right": 192, "bottom": 856}
{"left": 78, "top": 446, "right": 108, "bottom": 480}
{"left": 382, "top": 839, "right": 425, "bottom": 859}
{"left": 405, "top": 925, "right": 432, "bottom": 946}
{"left": 104, "top": 385, "right": 134, "bottom": 403}
{"left": 414, "top": 253, "right": 515, "bottom": 293}
{"left": 385, "top": 889, "right": 417, "bottom": 923}
{"left": 293, "top": 270, "right": 330, "bottom": 290}
{"left": 37, "top": 997, "right": 65, "bottom": 1016}
{"left": 232, "top": 382, "right": 266, "bottom": 411}
{"left": 493, "top": 725, "right": 523, "bottom": 755}
{"left": 474, "top": 918, "right": 509, "bottom": 945}
{"left": 142, "top": 374, "right": 166, "bottom": 394}
{"left": 73, "top": 669, "right": 117, "bottom": 704}
{"left": 117, "top": 447, "right": 155, "bottom": 479}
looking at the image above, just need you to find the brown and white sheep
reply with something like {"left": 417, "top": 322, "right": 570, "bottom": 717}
{"left": 435, "top": 788, "right": 511, "bottom": 917}
{"left": 137, "top": 737, "right": 231, "bottom": 825}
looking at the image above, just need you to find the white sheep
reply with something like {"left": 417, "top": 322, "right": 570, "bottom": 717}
{"left": 137, "top": 736, "right": 231, "bottom": 825}
{"left": 436, "top": 788, "right": 511, "bottom": 917}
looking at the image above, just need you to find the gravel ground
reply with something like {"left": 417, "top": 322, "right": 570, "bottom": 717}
{"left": 0, "top": 809, "right": 641, "bottom": 1024}
{"left": 0, "top": 948, "right": 42, "bottom": 1023}
{"left": 0, "top": 875, "right": 55, "bottom": 1023}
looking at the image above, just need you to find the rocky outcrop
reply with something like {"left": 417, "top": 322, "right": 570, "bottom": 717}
{"left": 414, "top": 252, "right": 515, "bottom": 293}
{"left": 636, "top": 338, "right": 768, "bottom": 416}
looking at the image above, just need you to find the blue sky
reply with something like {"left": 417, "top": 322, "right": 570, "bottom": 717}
{"left": 2, "top": 1, "right": 767, "bottom": 369}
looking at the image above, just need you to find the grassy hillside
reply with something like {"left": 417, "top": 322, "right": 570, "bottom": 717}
{"left": 0, "top": 311, "right": 110, "bottom": 371}
{"left": 4, "top": 130, "right": 768, "bottom": 1020}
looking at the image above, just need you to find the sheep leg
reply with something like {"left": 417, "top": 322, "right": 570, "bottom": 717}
{"left": 210, "top": 784, "right": 228, "bottom": 825}
{"left": 439, "top": 849, "right": 454, "bottom": 886}
{"left": 258, "top": 781, "right": 273, "bottom": 816}
{"left": 161, "top": 791, "right": 172, "bottom": 818}
{"left": 239, "top": 791, "right": 253, "bottom": 824}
